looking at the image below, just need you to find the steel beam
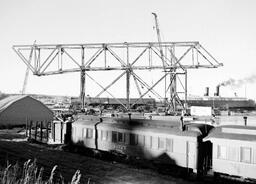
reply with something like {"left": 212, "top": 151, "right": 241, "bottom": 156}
{"left": 13, "top": 41, "right": 222, "bottom": 112}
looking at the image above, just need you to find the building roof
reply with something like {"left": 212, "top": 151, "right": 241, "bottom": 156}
{"left": 0, "top": 95, "right": 53, "bottom": 115}
{"left": 204, "top": 125, "right": 256, "bottom": 142}
{"left": 0, "top": 95, "right": 26, "bottom": 113}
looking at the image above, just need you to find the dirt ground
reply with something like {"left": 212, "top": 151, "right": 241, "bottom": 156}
{"left": 0, "top": 129, "right": 207, "bottom": 184}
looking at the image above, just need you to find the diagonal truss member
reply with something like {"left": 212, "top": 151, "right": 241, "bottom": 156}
{"left": 13, "top": 41, "right": 223, "bottom": 112}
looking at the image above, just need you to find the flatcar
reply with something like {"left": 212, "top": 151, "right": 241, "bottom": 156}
{"left": 204, "top": 125, "right": 256, "bottom": 181}
{"left": 71, "top": 116, "right": 213, "bottom": 174}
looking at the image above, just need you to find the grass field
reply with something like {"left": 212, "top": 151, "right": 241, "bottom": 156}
{"left": 0, "top": 129, "right": 206, "bottom": 184}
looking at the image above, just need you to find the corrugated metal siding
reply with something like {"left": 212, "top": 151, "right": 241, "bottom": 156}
{"left": 0, "top": 96, "right": 53, "bottom": 126}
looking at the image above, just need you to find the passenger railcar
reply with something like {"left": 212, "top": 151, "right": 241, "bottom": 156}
{"left": 71, "top": 116, "right": 213, "bottom": 174}
{"left": 204, "top": 125, "right": 256, "bottom": 180}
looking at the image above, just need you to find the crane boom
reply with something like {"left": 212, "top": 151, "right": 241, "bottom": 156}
{"left": 152, "top": 12, "right": 166, "bottom": 70}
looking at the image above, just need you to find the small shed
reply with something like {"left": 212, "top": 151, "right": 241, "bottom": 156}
{"left": 0, "top": 95, "right": 53, "bottom": 127}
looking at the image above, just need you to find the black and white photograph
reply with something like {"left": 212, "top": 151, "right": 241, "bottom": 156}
{"left": 0, "top": 0, "right": 256, "bottom": 183}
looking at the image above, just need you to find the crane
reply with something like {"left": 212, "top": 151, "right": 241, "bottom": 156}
{"left": 13, "top": 42, "right": 222, "bottom": 111}
{"left": 152, "top": 12, "right": 173, "bottom": 111}
{"left": 152, "top": 12, "right": 166, "bottom": 70}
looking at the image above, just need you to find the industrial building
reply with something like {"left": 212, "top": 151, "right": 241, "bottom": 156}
{"left": 183, "top": 86, "right": 256, "bottom": 111}
{"left": 0, "top": 95, "right": 53, "bottom": 127}
{"left": 71, "top": 97, "right": 156, "bottom": 111}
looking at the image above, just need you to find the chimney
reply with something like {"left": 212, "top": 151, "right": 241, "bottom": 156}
{"left": 204, "top": 87, "right": 209, "bottom": 96}
{"left": 214, "top": 85, "right": 220, "bottom": 96}
{"left": 243, "top": 116, "right": 247, "bottom": 126}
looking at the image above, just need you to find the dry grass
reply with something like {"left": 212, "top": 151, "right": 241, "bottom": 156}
{"left": 0, "top": 159, "right": 85, "bottom": 184}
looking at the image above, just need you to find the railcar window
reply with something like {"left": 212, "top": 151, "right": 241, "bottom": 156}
{"left": 240, "top": 147, "right": 251, "bottom": 163}
{"left": 130, "top": 133, "right": 138, "bottom": 145}
{"left": 158, "top": 137, "right": 166, "bottom": 150}
{"left": 166, "top": 138, "right": 173, "bottom": 152}
{"left": 101, "top": 130, "right": 108, "bottom": 141}
{"left": 118, "top": 132, "right": 125, "bottom": 143}
{"left": 112, "top": 131, "right": 125, "bottom": 143}
{"left": 138, "top": 135, "right": 145, "bottom": 146}
{"left": 112, "top": 131, "right": 117, "bottom": 143}
{"left": 217, "top": 145, "right": 227, "bottom": 159}
{"left": 86, "top": 128, "right": 93, "bottom": 139}
{"left": 145, "top": 136, "right": 152, "bottom": 148}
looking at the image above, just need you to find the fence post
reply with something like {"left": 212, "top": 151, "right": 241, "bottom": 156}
{"left": 40, "top": 121, "right": 43, "bottom": 142}
{"left": 60, "top": 121, "right": 63, "bottom": 144}
{"left": 25, "top": 118, "right": 28, "bottom": 137}
{"left": 35, "top": 121, "right": 38, "bottom": 141}
{"left": 29, "top": 120, "right": 32, "bottom": 139}
{"left": 46, "top": 121, "right": 49, "bottom": 142}
{"left": 53, "top": 121, "right": 55, "bottom": 142}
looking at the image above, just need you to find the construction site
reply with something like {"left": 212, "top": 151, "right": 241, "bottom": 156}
{"left": 12, "top": 13, "right": 223, "bottom": 115}
{"left": 1, "top": 2, "right": 256, "bottom": 183}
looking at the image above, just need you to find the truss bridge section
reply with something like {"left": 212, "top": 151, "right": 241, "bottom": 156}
{"left": 13, "top": 41, "right": 223, "bottom": 112}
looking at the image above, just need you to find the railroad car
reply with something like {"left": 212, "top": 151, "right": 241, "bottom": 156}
{"left": 204, "top": 125, "right": 256, "bottom": 181}
{"left": 71, "top": 116, "right": 213, "bottom": 174}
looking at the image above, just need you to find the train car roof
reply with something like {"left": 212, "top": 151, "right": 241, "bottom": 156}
{"left": 204, "top": 125, "right": 256, "bottom": 142}
{"left": 73, "top": 117, "right": 213, "bottom": 137}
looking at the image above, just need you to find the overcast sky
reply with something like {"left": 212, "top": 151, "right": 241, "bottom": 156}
{"left": 1, "top": 0, "right": 256, "bottom": 100}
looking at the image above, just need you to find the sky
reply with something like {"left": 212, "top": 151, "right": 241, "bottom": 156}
{"left": 1, "top": 0, "right": 256, "bottom": 100}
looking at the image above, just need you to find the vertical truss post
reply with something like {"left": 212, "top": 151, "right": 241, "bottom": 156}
{"left": 170, "top": 46, "right": 177, "bottom": 112}
{"left": 80, "top": 47, "right": 85, "bottom": 110}
{"left": 126, "top": 45, "right": 130, "bottom": 111}
{"left": 104, "top": 44, "right": 107, "bottom": 68}
{"left": 184, "top": 69, "right": 188, "bottom": 111}
{"left": 170, "top": 73, "right": 177, "bottom": 111}
{"left": 58, "top": 46, "right": 62, "bottom": 70}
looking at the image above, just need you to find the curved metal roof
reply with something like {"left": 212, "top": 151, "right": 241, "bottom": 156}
{"left": 0, "top": 95, "right": 53, "bottom": 115}
{"left": 0, "top": 95, "right": 27, "bottom": 113}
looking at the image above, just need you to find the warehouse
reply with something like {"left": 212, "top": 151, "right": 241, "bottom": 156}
{"left": 0, "top": 95, "right": 53, "bottom": 127}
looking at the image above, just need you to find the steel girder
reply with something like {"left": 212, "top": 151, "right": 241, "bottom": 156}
{"left": 13, "top": 41, "right": 222, "bottom": 112}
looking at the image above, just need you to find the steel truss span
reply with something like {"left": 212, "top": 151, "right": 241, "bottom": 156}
{"left": 13, "top": 41, "right": 223, "bottom": 112}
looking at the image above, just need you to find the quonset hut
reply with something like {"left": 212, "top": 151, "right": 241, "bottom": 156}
{"left": 0, "top": 95, "right": 53, "bottom": 127}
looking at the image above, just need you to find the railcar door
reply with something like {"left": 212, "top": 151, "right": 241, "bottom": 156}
{"left": 203, "top": 141, "right": 212, "bottom": 173}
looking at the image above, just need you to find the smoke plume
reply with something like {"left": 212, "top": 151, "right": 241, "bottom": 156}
{"left": 219, "top": 75, "right": 256, "bottom": 88}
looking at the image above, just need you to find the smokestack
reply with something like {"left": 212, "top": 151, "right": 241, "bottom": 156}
{"left": 243, "top": 116, "right": 247, "bottom": 126}
{"left": 204, "top": 87, "right": 209, "bottom": 96}
{"left": 214, "top": 85, "right": 220, "bottom": 96}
